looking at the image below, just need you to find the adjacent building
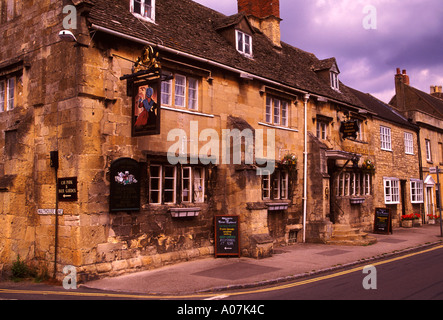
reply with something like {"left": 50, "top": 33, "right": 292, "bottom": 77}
{"left": 390, "top": 69, "right": 443, "bottom": 223}
{"left": 0, "top": 0, "right": 433, "bottom": 280}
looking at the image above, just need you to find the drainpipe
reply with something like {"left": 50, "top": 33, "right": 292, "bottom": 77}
{"left": 303, "top": 94, "right": 310, "bottom": 243}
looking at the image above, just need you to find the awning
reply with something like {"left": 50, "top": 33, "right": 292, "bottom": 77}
{"left": 325, "top": 150, "right": 361, "bottom": 161}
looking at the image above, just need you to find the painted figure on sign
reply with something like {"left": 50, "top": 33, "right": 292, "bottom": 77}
{"left": 134, "top": 86, "right": 158, "bottom": 131}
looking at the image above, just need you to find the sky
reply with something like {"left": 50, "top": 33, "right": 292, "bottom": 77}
{"left": 193, "top": 0, "right": 443, "bottom": 103}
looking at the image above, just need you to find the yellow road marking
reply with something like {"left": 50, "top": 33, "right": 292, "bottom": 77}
{"left": 1, "top": 244, "right": 442, "bottom": 299}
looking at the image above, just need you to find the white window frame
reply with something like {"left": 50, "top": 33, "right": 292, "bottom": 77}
{"left": 410, "top": 179, "right": 424, "bottom": 204}
{"left": 193, "top": 167, "right": 205, "bottom": 203}
{"left": 363, "top": 173, "right": 371, "bottom": 196}
{"left": 380, "top": 126, "right": 392, "bottom": 151}
{"left": 0, "top": 80, "right": 4, "bottom": 113}
{"left": 163, "top": 165, "right": 177, "bottom": 204}
{"left": 162, "top": 73, "right": 199, "bottom": 110}
{"left": 236, "top": 30, "right": 253, "bottom": 57}
{"left": 266, "top": 96, "right": 290, "bottom": 127}
{"left": 262, "top": 171, "right": 271, "bottom": 200}
{"left": 330, "top": 72, "right": 339, "bottom": 90}
{"left": 182, "top": 167, "right": 192, "bottom": 203}
{"left": 404, "top": 132, "right": 414, "bottom": 155}
{"left": 384, "top": 178, "right": 400, "bottom": 204}
{"left": 425, "top": 139, "right": 432, "bottom": 162}
{"left": 0, "top": 77, "right": 14, "bottom": 112}
{"left": 130, "top": 0, "right": 155, "bottom": 22}
{"left": 149, "top": 165, "right": 162, "bottom": 204}
{"left": 316, "top": 121, "right": 327, "bottom": 140}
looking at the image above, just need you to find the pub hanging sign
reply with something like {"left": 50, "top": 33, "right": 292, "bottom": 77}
{"left": 109, "top": 158, "right": 141, "bottom": 212}
{"left": 120, "top": 46, "right": 162, "bottom": 137}
{"left": 340, "top": 120, "right": 359, "bottom": 140}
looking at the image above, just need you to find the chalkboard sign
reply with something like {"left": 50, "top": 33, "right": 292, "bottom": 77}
{"left": 374, "top": 208, "right": 392, "bottom": 234}
{"left": 110, "top": 158, "right": 141, "bottom": 212}
{"left": 215, "top": 215, "right": 240, "bottom": 257}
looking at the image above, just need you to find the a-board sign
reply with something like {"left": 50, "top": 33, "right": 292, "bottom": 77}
{"left": 58, "top": 177, "right": 78, "bottom": 202}
{"left": 215, "top": 215, "right": 240, "bottom": 257}
{"left": 374, "top": 207, "right": 392, "bottom": 234}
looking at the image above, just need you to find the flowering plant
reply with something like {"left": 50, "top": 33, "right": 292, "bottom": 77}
{"left": 428, "top": 214, "right": 437, "bottom": 219}
{"left": 361, "top": 159, "right": 375, "bottom": 172}
{"left": 413, "top": 213, "right": 421, "bottom": 220}
{"left": 281, "top": 153, "right": 297, "bottom": 167}
{"left": 401, "top": 214, "right": 415, "bottom": 220}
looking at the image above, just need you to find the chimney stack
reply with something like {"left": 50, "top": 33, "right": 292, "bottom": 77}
{"left": 238, "top": 0, "right": 282, "bottom": 48}
{"left": 430, "top": 85, "right": 442, "bottom": 94}
{"left": 395, "top": 68, "right": 410, "bottom": 86}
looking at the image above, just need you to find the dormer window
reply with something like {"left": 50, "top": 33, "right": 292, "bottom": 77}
{"left": 330, "top": 71, "right": 339, "bottom": 91}
{"left": 236, "top": 30, "right": 252, "bottom": 57}
{"left": 130, "top": 0, "right": 155, "bottom": 22}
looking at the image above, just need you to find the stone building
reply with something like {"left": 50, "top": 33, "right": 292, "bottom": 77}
{"left": 0, "top": 0, "right": 424, "bottom": 280}
{"left": 390, "top": 69, "right": 443, "bottom": 223}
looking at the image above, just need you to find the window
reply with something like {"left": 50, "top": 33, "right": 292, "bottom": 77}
{"left": 410, "top": 180, "right": 424, "bottom": 204}
{"left": 181, "top": 167, "right": 205, "bottom": 203}
{"left": 380, "top": 126, "right": 392, "bottom": 151}
{"left": 149, "top": 164, "right": 205, "bottom": 204}
{"left": 336, "top": 172, "right": 371, "bottom": 197}
{"left": 0, "top": 77, "right": 14, "bottom": 112}
{"left": 384, "top": 178, "right": 400, "bottom": 204}
{"left": 316, "top": 121, "right": 327, "bottom": 140}
{"left": 439, "top": 142, "right": 443, "bottom": 164}
{"left": 131, "top": 0, "right": 155, "bottom": 22}
{"left": 404, "top": 132, "right": 414, "bottom": 155}
{"left": 236, "top": 30, "right": 252, "bottom": 57}
{"left": 161, "top": 73, "right": 199, "bottom": 110}
{"left": 330, "top": 72, "right": 339, "bottom": 90}
{"left": 266, "top": 96, "right": 289, "bottom": 127}
{"left": 425, "top": 139, "right": 432, "bottom": 162}
{"left": 262, "top": 169, "right": 288, "bottom": 200}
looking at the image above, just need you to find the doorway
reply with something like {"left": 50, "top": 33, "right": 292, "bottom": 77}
{"left": 426, "top": 186, "right": 435, "bottom": 218}
{"left": 400, "top": 180, "right": 407, "bottom": 217}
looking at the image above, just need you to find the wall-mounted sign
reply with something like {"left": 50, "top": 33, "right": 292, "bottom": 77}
{"left": 37, "top": 209, "right": 63, "bottom": 215}
{"left": 132, "top": 79, "right": 161, "bottom": 136}
{"left": 373, "top": 207, "right": 392, "bottom": 234}
{"left": 215, "top": 215, "right": 240, "bottom": 257}
{"left": 340, "top": 120, "right": 359, "bottom": 140}
{"left": 58, "top": 177, "right": 78, "bottom": 202}
{"left": 110, "top": 158, "right": 141, "bottom": 212}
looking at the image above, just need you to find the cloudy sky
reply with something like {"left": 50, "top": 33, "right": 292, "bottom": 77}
{"left": 194, "top": 0, "right": 443, "bottom": 103}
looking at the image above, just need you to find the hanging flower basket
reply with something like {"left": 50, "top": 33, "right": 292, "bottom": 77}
{"left": 279, "top": 153, "right": 297, "bottom": 174}
{"left": 361, "top": 159, "right": 375, "bottom": 175}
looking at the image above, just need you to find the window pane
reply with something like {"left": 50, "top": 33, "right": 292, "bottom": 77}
{"left": 193, "top": 168, "right": 204, "bottom": 203}
{"left": 175, "top": 75, "right": 186, "bottom": 107}
{"left": 182, "top": 167, "right": 191, "bottom": 202}
{"left": 144, "top": 0, "right": 152, "bottom": 18}
{"left": 281, "top": 101, "right": 288, "bottom": 126}
{"left": 134, "top": 0, "right": 142, "bottom": 14}
{"left": 244, "top": 34, "right": 251, "bottom": 54}
{"left": 161, "top": 79, "right": 172, "bottom": 105}
{"left": 164, "top": 166, "right": 176, "bottom": 203}
{"left": 0, "top": 81, "right": 4, "bottom": 112}
{"left": 7, "top": 78, "right": 14, "bottom": 111}
{"left": 273, "top": 99, "right": 280, "bottom": 124}
{"left": 266, "top": 97, "right": 272, "bottom": 123}
{"left": 149, "top": 165, "right": 161, "bottom": 204}
{"left": 188, "top": 78, "right": 198, "bottom": 110}
{"left": 237, "top": 31, "right": 243, "bottom": 52}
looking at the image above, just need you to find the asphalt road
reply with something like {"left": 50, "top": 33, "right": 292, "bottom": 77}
{"left": 224, "top": 245, "right": 443, "bottom": 300}
{"left": 1, "top": 245, "right": 442, "bottom": 302}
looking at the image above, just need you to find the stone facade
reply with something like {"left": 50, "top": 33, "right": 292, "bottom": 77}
{"left": 0, "top": 0, "right": 426, "bottom": 281}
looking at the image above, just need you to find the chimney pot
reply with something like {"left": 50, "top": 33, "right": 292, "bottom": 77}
{"left": 396, "top": 68, "right": 401, "bottom": 74}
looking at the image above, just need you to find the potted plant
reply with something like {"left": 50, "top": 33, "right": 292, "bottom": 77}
{"left": 401, "top": 214, "right": 414, "bottom": 228}
{"left": 428, "top": 214, "right": 436, "bottom": 224}
{"left": 413, "top": 213, "right": 421, "bottom": 227}
{"left": 280, "top": 153, "right": 297, "bottom": 177}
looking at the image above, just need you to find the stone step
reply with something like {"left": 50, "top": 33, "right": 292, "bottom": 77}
{"left": 327, "top": 224, "right": 377, "bottom": 246}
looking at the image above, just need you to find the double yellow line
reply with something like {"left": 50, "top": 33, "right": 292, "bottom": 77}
{"left": 1, "top": 244, "right": 442, "bottom": 300}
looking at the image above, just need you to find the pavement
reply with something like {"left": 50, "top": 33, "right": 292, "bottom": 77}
{"left": 82, "top": 224, "right": 443, "bottom": 296}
